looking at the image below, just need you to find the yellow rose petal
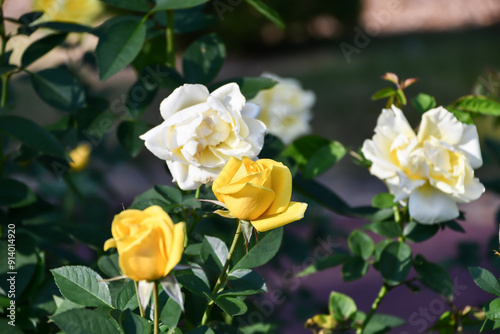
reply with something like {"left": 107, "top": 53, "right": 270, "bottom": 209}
{"left": 213, "top": 157, "right": 243, "bottom": 201}
{"left": 144, "top": 205, "right": 174, "bottom": 226}
{"left": 103, "top": 238, "right": 116, "bottom": 251}
{"left": 118, "top": 226, "right": 167, "bottom": 281}
{"left": 165, "top": 222, "right": 186, "bottom": 276}
{"left": 251, "top": 201, "right": 308, "bottom": 232}
{"left": 217, "top": 183, "right": 275, "bottom": 221}
{"left": 262, "top": 161, "right": 292, "bottom": 215}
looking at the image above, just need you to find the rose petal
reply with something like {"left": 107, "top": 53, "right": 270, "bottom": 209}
{"left": 211, "top": 83, "right": 246, "bottom": 114}
{"left": 216, "top": 183, "right": 276, "bottom": 221}
{"left": 418, "top": 107, "right": 463, "bottom": 145}
{"left": 140, "top": 122, "right": 173, "bottom": 161}
{"left": 408, "top": 185, "right": 459, "bottom": 224}
{"left": 251, "top": 201, "right": 308, "bottom": 232}
{"left": 457, "top": 123, "right": 483, "bottom": 169}
{"left": 213, "top": 157, "right": 243, "bottom": 201}
{"left": 103, "top": 238, "right": 116, "bottom": 251}
{"left": 260, "top": 161, "right": 292, "bottom": 215}
{"left": 160, "top": 84, "right": 209, "bottom": 120}
{"left": 165, "top": 222, "right": 185, "bottom": 276}
{"left": 241, "top": 103, "right": 261, "bottom": 119}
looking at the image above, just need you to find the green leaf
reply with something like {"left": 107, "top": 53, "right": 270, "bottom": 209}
{"left": 371, "top": 87, "right": 396, "bottom": 101}
{"left": 183, "top": 33, "right": 226, "bottom": 84}
{"left": 364, "top": 313, "right": 405, "bottom": 334}
{"left": 116, "top": 280, "right": 139, "bottom": 310}
{"left": 303, "top": 141, "right": 346, "bottom": 179}
{"left": 245, "top": 0, "right": 285, "bottom": 29}
{"left": 101, "top": 0, "right": 150, "bottom": 11}
{"left": 296, "top": 253, "right": 348, "bottom": 277}
{"left": 98, "top": 253, "right": 121, "bottom": 278}
{"left": 231, "top": 227, "right": 283, "bottom": 271}
{"left": 395, "top": 89, "right": 407, "bottom": 106}
{"left": 348, "top": 230, "right": 374, "bottom": 260}
{"left": 469, "top": 267, "right": 500, "bottom": 296}
{"left": 21, "top": 33, "right": 67, "bottom": 67}
{"left": 130, "top": 188, "right": 172, "bottom": 210}
{"left": 30, "top": 68, "right": 86, "bottom": 112}
{"left": 379, "top": 242, "right": 412, "bottom": 285}
{"left": 221, "top": 269, "right": 267, "bottom": 296}
{"left": 210, "top": 77, "right": 277, "bottom": 100}
{"left": 214, "top": 296, "right": 248, "bottom": 316}
{"left": 342, "top": 256, "right": 369, "bottom": 282}
{"left": 364, "top": 221, "right": 402, "bottom": 239}
{"left": 412, "top": 93, "right": 436, "bottom": 113}
{"left": 161, "top": 296, "right": 182, "bottom": 329}
{"left": 448, "top": 106, "right": 474, "bottom": 124}
{"left": 404, "top": 222, "right": 439, "bottom": 243}
{"left": 175, "top": 271, "right": 212, "bottom": 299}
{"left": 329, "top": 291, "right": 357, "bottom": 322}
{"left": 119, "top": 308, "right": 151, "bottom": 334}
{"left": 117, "top": 120, "right": 148, "bottom": 157}
{"left": 283, "top": 135, "right": 330, "bottom": 168}
{"left": 32, "top": 21, "right": 92, "bottom": 33}
{"left": 201, "top": 235, "right": 229, "bottom": 272}
{"left": 0, "top": 115, "right": 66, "bottom": 158}
{"left": 153, "top": 0, "right": 209, "bottom": 11}
{"left": 51, "top": 266, "right": 113, "bottom": 308}
{"left": 154, "top": 185, "right": 183, "bottom": 204}
{"left": 452, "top": 95, "right": 500, "bottom": 116}
{"left": 373, "top": 239, "right": 392, "bottom": 270}
{"left": 51, "top": 308, "right": 121, "bottom": 334}
{"left": 485, "top": 298, "right": 500, "bottom": 321}
{"left": 414, "top": 255, "right": 453, "bottom": 300}
{"left": 372, "top": 193, "right": 395, "bottom": 209}
{"left": 0, "top": 178, "right": 35, "bottom": 207}
{"left": 96, "top": 16, "right": 147, "bottom": 81}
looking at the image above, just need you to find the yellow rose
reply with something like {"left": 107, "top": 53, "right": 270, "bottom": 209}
{"left": 212, "top": 157, "right": 308, "bottom": 232}
{"left": 32, "top": 0, "right": 104, "bottom": 26}
{"left": 104, "top": 206, "right": 185, "bottom": 282}
{"left": 69, "top": 143, "right": 91, "bottom": 172}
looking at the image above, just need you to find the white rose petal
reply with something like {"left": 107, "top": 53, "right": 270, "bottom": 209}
{"left": 362, "top": 105, "right": 485, "bottom": 224}
{"left": 249, "top": 73, "right": 315, "bottom": 144}
{"left": 141, "top": 83, "right": 266, "bottom": 190}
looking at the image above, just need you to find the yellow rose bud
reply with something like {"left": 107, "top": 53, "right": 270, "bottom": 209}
{"left": 103, "top": 206, "right": 185, "bottom": 282}
{"left": 32, "top": 0, "right": 104, "bottom": 26}
{"left": 68, "top": 143, "right": 91, "bottom": 172}
{"left": 212, "top": 157, "right": 308, "bottom": 232}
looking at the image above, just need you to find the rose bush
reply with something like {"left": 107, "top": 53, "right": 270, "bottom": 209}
{"left": 362, "top": 105, "right": 484, "bottom": 224}
{"left": 103, "top": 206, "right": 185, "bottom": 282}
{"left": 212, "top": 156, "right": 308, "bottom": 231}
{"left": 141, "top": 83, "right": 266, "bottom": 190}
{"left": 250, "top": 73, "right": 315, "bottom": 144}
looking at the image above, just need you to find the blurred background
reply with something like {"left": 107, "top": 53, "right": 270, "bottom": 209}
{"left": 4, "top": 0, "right": 500, "bottom": 332}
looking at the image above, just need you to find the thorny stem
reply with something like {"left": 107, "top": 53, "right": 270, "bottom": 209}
{"left": 201, "top": 221, "right": 242, "bottom": 325}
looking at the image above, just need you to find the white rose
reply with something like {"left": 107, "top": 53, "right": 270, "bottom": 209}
{"left": 361, "top": 105, "right": 484, "bottom": 224}
{"left": 140, "top": 83, "right": 266, "bottom": 190}
{"left": 249, "top": 73, "right": 315, "bottom": 144}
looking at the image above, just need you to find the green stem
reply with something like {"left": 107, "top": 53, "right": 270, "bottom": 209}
{"left": 357, "top": 284, "right": 389, "bottom": 334}
{"left": 1, "top": 73, "right": 9, "bottom": 108}
{"left": 166, "top": 10, "right": 175, "bottom": 67}
{"left": 134, "top": 281, "right": 146, "bottom": 318}
{"left": 201, "top": 221, "right": 242, "bottom": 325}
{"left": 195, "top": 186, "right": 201, "bottom": 199}
{"left": 64, "top": 174, "right": 86, "bottom": 203}
{"left": 154, "top": 282, "right": 159, "bottom": 334}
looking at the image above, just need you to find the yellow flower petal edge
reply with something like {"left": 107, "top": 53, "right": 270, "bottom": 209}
{"left": 103, "top": 238, "right": 116, "bottom": 251}
{"left": 251, "top": 201, "right": 308, "bottom": 232}
{"left": 165, "top": 222, "right": 186, "bottom": 276}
